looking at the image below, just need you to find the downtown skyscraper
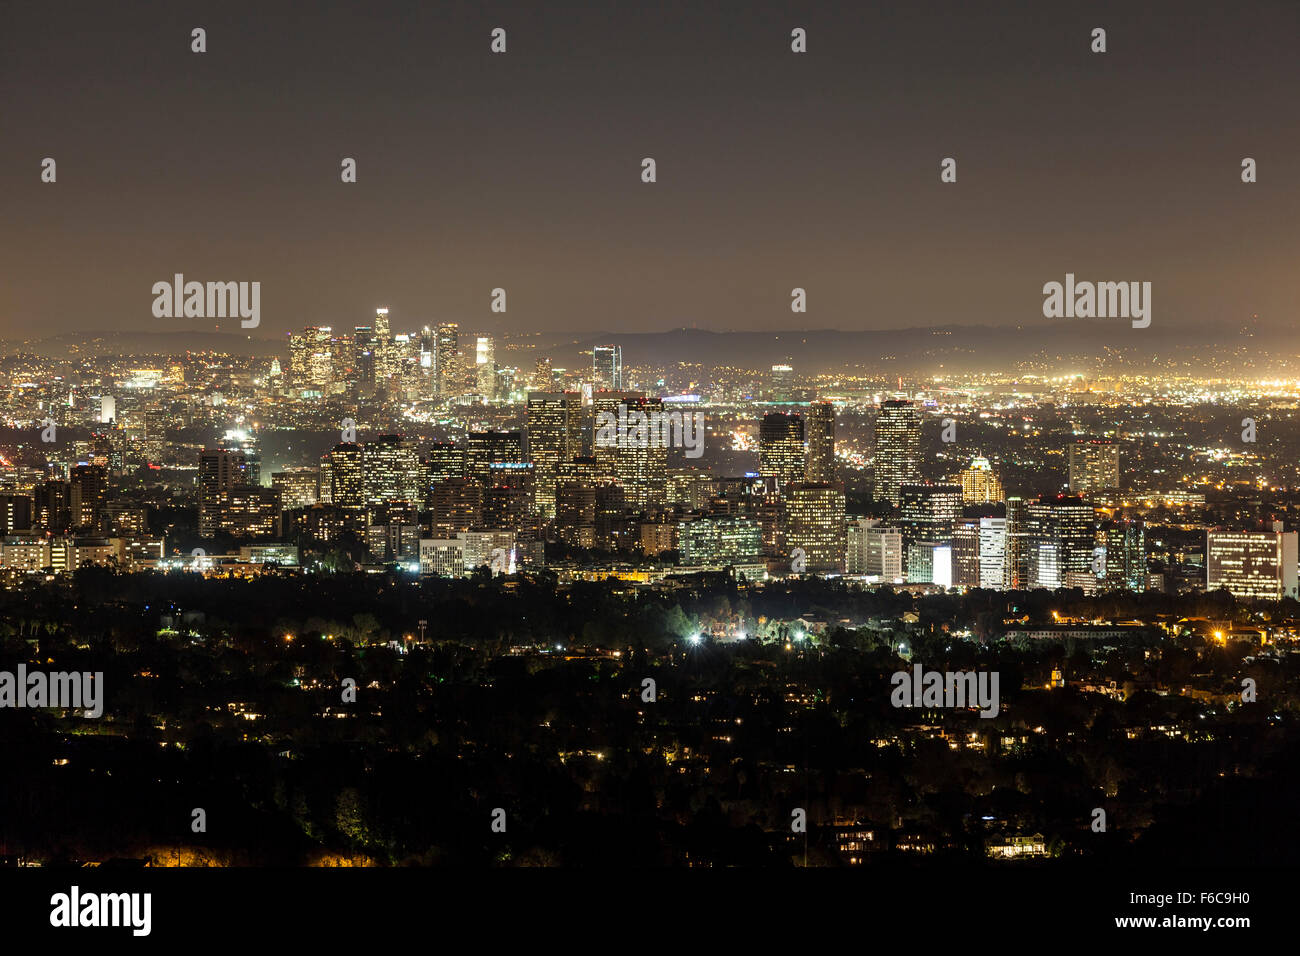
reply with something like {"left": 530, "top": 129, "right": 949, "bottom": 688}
{"left": 759, "top": 412, "right": 805, "bottom": 486}
{"left": 592, "top": 345, "right": 623, "bottom": 390}
{"left": 803, "top": 401, "right": 836, "bottom": 483}
{"left": 874, "top": 400, "right": 921, "bottom": 507}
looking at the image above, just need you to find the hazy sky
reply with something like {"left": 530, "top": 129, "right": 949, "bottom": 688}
{"left": 4, "top": 0, "right": 1300, "bottom": 340}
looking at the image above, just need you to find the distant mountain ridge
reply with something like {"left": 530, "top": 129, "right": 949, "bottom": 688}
{"left": 3, "top": 320, "right": 1279, "bottom": 374}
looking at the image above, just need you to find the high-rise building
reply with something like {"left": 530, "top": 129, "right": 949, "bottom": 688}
{"left": 956, "top": 456, "right": 1005, "bottom": 504}
{"left": 484, "top": 462, "right": 535, "bottom": 528}
{"left": 70, "top": 464, "right": 108, "bottom": 531}
{"left": 35, "top": 480, "right": 71, "bottom": 532}
{"left": 363, "top": 435, "right": 423, "bottom": 508}
{"left": 1069, "top": 440, "right": 1120, "bottom": 494}
{"left": 425, "top": 442, "right": 465, "bottom": 488}
{"left": 759, "top": 412, "right": 805, "bottom": 486}
{"left": 769, "top": 364, "right": 794, "bottom": 402}
{"left": 430, "top": 478, "right": 484, "bottom": 537}
{"left": 272, "top": 468, "right": 319, "bottom": 510}
{"left": 783, "top": 482, "right": 847, "bottom": 574}
{"left": 325, "top": 443, "right": 365, "bottom": 512}
{"left": 1019, "top": 495, "right": 1097, "bottom": 589}
{"left": 846, "top": 518, "right": 903, "bottom": 580}
{"left": 907, "top": 541, "right": 951, "bottom": 586}
{"left": 372, "top": 308, "right": 399, "bottom": 382}
{"left": 898, "top": 482, "right": 963, "bottom": 548}
{"left": 0, "top": 493, "right": 34, "bottom": 534}
{"left": 593, "top": 345, "right": 623, "bottom": 390}
{"left": 419, "top": 326, "right": 437, "bottom": 397}
{"left": 874, "top": 400, "right": 921, "bottom": 507}
{"left": 804, "top": 401, "right": 836, "bottom": 483}
{"left": 1206, "top": 526, "right": 1299, "bottom": 601}
{"left": 198, "top": 449, "right": 247, "bottom": 537}
{"left": 592, "top": 393, "right": 666, "bottom": 510}
{"left": 459, "top": 530, "right": 517, "bottom": 575}
{"left": 678, "top": 515, "right": 763, "bottom": 566}
{"left": 466, "top": 431, "right": 525, "bottom": 486}
{"left": 221, "top": 429, "right": 261, "bottom": 487}
{"left": 978, "top": 517, "right": 1009, "bottom": 589}
{"left": 1099, "top": 517, "right": 1146, "bottom": 591}
{"left": 475, "top": 335, "right": 496, "bottom": 400}
{"left": 527, "top": 391, "right": 583, "bottom": 517}
{"left": 436, "top": 323, "right": 459, "bottom": 396}
{"left": 216, "top": 486, "right": 279, "bottom": 538}
{"left": 353, "top": 326, "right": 377, "bottom": 395}
{"left": 1005, "top": 496, "right": 1028, "bottom": 589}
{"left": 535, "top": 357, "right": 554, "bottom": 389}
{"left": 953, "top": 520, "right": 981, "bottom": 587}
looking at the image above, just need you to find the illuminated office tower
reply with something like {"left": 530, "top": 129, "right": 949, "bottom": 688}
{"left": 1097, "top": 518, "right": 1145, "bottom": 591}
{"left": 667, "top": 471, "right": 718, "bottom": 511}
{"left": 535, "top": 357, "right": 553, "bottom": 389}
{"left": 956, "top": 455, "right": 1005, "bottom": 504}
{"left": 874, "top": 399, "right": 921, "bottom": 507}
{"left": 419, "top": 538, "right": 466, "bottom": 577}
{"left": 430, "top": 478, "right": 484, "bottom": 537}
{"left": 198, "top": 448, "right": 247, "bottom": 537}
{"left": 0, "top": 493, "right": 33, "bottom": 534}
{"left": 1021, "top": 495, "right": 1097, "bottom": 589}
{"left": 591, "top": 392, "right": 666, "bottom": 510}
{"left": 978, "top": 517, "right": 1009, "bottom": 589}
{"left": 759, "top": 412, "right": 805, "bottom": 486}
{"left": 216, "top": 486, "right": 279, "bottom": 538}
{"left": 898, "top": 482, "right": 963, "bottom": 548}
{"left": 804, "top": 401, "right": 836, "bottom": 483}
{"left": 458, "top": 530, "right": 517, "bottom": 575}
{"left": 527, "top": 391, "right": 583, "bottom": 517}
{"left": 1119, "top": 517, "right": 1147, "bottom": 591}
{"left": 318, "top": 458, "right": 334, "bottom": 505}
{"left": 425, "top": 441, "right": 465, "bottom": 487}
{"left": 783, "top": 482, "right": 847, "bottom": 574}
{"left": 372, "top": 308, "right": 399, "bottom": 382}
{"left": 484, "top": 462, "right": 534, "bottom": 528}
{"left": 494, "top": 366, "right": 515, "bottom": 399}
{"left": 953, "top": 520, "right": 981, "bottom": 587}
{"left": 1005, "top": 496, "right": 1028, "bottom": 588}
{"left": 475, "top": 335, "right": 496, "bottom": 399}
{"left": 907, "top": 541, "right": 951, "bottom": 586}
{"left": 272, "top": 468, "right": 319, "bottom": 510}
{"left": 554, "top": 456, "right": 624, "bottom": 548}
{"left": 593, "top": 345, "right": 623, "bottom": 389}
{"left": 436, "top": 323, "right": 459, "bottom": 396}
{"left": 769, "top": 364, "right": 794, "bottom": 402}
{"left": 1069, "top": 440, "right": 1120, "bottom": 494}
{"left": 678, "top": 514, "right": 763, "bottom": 566}
{"left": 35, "top": 480, "right": 71, "bottom": 533}
{"left": 846, "top": 517, "right": 903, "bottom": 580}
{"left": 325, "top": 443, "right": 365, "bottom": 512}
{"left": 1026, "top": 540, "right": 1063, "bottom": 589}
{"left": 221, "top": 428, "right": 261, "bottom": 487}
{"left": 1206, "top": 526, "right": 1299, "bottom": 600}
{"left": 419, "top": 326, "right": 436, "bottom": 397}
{"left": 466, "top": 431, "right": 524, "bottom": 486}
{"left": 69, "top": 463, "right": 107, "bottom": 530}
{"left": 362, "top": 435, "right": 422, "bottom": 507}
{"left": 353, "top": 326, "right": 376, "bottom": 395}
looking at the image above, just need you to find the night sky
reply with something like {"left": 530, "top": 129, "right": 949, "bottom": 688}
{"left": 3, "top": 0, "right": 1299, "bottom": 340}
